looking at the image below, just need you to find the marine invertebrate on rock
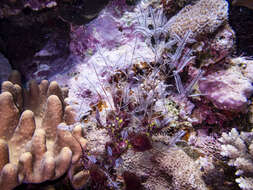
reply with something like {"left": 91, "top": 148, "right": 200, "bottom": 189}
{"left": 42, "top": 1, "right": 236, "bottom": 189}
{"left": 219, "top": 128, "right": 253, "bottom": 190}
{"left": 134, "top": 4, "right": 184, "bottom": 61}
{"left": 168, "top": 0, "right": 228, "bottom": 38}
{"left": 135, "top": 8, "right": 202, "bottom": 97}
{"left": 0, "top": 71, "right": 87, "bottom": 190}
{"left": 69, "top": 50, "right": 196, "bottom": 189}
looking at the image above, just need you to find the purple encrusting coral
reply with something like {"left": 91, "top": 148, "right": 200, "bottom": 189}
{"left": 199, "top": 65, "right": 253, "bottom": 113}
{"left": 69, "top": 12, "right": 135, "bottom": 57}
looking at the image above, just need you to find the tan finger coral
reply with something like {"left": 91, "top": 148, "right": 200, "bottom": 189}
{"left": 0, "top": 71, "right": 88, "bottom": 190}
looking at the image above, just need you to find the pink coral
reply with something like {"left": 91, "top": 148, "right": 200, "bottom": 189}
{"left": 199, "top": 66, "right": 253, "bottom": 113}
{"left": 69, "top": 12, "right": 135, "bottom": 57}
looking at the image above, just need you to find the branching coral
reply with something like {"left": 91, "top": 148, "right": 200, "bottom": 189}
{"left": 0, "top": 71, "right": 87, "bottom": 190}
{"left": 219, "top": 128, "right": 253, "bottom": 190}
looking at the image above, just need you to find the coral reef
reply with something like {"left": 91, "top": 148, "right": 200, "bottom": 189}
{"left": 0, "top": 71, "right": 87, "bottom": 190}
{"left": 1, "top": 0, "right": 253, "bottom": 189}
{"left": 219, "top": 128, "right": 253, "bottom": 190}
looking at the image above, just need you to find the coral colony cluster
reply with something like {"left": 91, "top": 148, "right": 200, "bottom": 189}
{"left": 1, "top": 0, "right": 253, "bottom": 189}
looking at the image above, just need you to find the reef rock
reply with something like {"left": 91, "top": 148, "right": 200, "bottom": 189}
{"left": 231, "top": 57, "right": 253, "bottom": 82}
{"left": 199, "top": 65, "right": 253, "bottom": 113}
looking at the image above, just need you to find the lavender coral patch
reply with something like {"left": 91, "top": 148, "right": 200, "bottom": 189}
{"left": 199, "top": 66, "right": 253, "bottom": 112}
{"left": 70, "top": 9, "right": 135, "bottom": 57}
